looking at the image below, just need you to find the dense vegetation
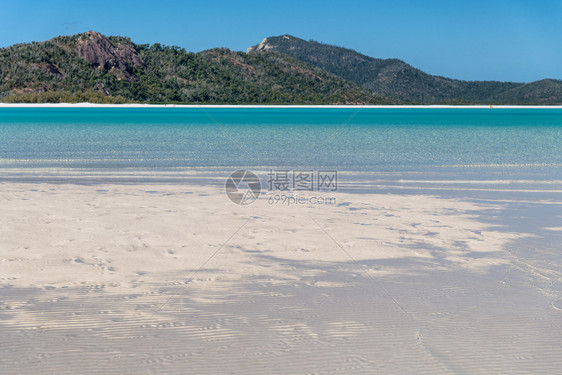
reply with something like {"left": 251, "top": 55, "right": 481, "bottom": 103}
{"left": 2, "top": 90, "right": 128, "bottom": 103}
{"left": 0, "top": 31, "right": 386, "bottom": 104}
{"left": 1, "top": 31, "right": 559, "bottom": 104}
{"left": 248, "top": 35, "right": 561, "bottom": 104}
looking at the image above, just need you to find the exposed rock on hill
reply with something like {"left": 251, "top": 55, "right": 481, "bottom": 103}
{"left": 0, "top": 31, "right": 383, "bottom": 104}
{"left": 76, "top": 31, "right": 144, "bottom": 81}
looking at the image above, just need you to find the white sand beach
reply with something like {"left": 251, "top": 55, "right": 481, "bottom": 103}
{"left": 1, "top": 182, "right": 560, "bottom": 374}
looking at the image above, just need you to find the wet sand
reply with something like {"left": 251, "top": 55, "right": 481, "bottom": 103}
{"left": 0, "top": 182, "right": 561, "bottom": 374}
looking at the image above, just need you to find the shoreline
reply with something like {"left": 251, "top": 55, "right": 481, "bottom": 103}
{"left": 1, "top": 103, "right": 562, "bottom": 109}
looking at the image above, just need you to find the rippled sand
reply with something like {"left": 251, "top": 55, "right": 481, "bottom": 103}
{"left": 1, "top": 183, "right": 561, "bottom": 374}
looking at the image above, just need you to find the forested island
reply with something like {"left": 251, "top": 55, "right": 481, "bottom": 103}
{"left": 0, "top": 31, "right": 560, "bottom": 104}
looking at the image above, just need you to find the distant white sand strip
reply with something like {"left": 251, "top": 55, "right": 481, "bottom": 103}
{"left": 1, "top": 103, "right": 562, "bottom": 109}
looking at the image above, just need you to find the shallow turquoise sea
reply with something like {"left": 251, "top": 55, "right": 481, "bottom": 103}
{"left": 0, "top": 108, "right": 561, "bottom": 192}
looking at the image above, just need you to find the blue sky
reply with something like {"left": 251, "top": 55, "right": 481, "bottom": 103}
{"left": 1, "top": 0, "right": 560, "bottom": 82}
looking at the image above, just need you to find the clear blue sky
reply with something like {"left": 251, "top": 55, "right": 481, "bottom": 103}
{"left": 1, "top": 0, "right": 560, "bottom": 82}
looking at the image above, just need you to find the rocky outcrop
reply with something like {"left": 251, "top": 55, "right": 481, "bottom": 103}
{"left": 76, "top": 31, "right": 144, "bottom": 81}
{"left": 246, "top": 35, "right": 293, "bottom": 53}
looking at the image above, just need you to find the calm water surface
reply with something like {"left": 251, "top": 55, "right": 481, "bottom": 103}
{"left": 0, "top": 108, "right": 560, "bottom": 194}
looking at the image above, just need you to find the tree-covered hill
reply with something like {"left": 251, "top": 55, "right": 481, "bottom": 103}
{"left": 1, "top": 31, "right": 559, "bottom": 105}
{"left": 247, "top": 35, "right": 561, "bottom": 104}
{"left": 0, "top": 31, "right": 386, "bottom": 104}
{"left": 487, "top": 79, "right": 562, "bottom": 104}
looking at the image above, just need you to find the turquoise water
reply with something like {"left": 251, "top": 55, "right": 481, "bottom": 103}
{"left": 0, "top": 108, "right": 561, "bottom": 186}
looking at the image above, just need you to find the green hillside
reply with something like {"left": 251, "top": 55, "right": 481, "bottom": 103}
{"left": 1, "top": 31, "right": 559, "bottom": 105}
{"left": 247, "top": 35, "right": 561, "bottom": 104}
{"left": 0, "top": 31, "right": 386, "bottom": 104}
